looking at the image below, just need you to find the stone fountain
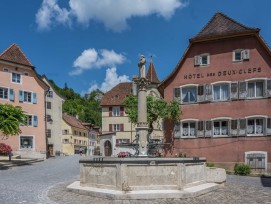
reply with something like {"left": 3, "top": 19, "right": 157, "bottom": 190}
{"left": 67, "top": 56, "right": 226, "bottom": 200}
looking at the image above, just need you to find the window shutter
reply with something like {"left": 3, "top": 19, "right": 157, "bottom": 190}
{"left": 120, "top": 124, "right": 124, "bottom": 131}
{"left": 242, "top": 49, "right": 250, "bottom": 60}
{"left": 33, "top": 115, "right": 38, "bottom": 127}
{"left": 120, "top": 107, "right": 124, "bottom": 116}
{"left": 265, "top": 79, "right": 271, "bottom": 97}
{"left": 9, "top": 89, "right": 14, "bottom": 101}
{"left": 197, "top": 121, "right": 204, "bottom": 137}
{"left": 109, "top": 124, "right": 112, "bottom": 132}
{"left": 173, "top": 87, "right": 180, "bottom": 102}
{"left": 19, "top": 90, "right": 23, "bottom": 102}
{"left": 197, "top": 85, "right": 205, "bottom": 102}
{"left": 194, "top": 55, "right": 201, "bottom": 66}
{"left": 205, "top": 84, "right": 212, "bottom": 101}
{"left": 109, "top": 107, "right": 112, "bottom": 116}
{"left": 33, "top": 92, "right": 37, "bottom": 104}
{"left": 205, "top": 120, "right": 212, "bottom": 137}
{"left": 238, "top": 119, "right": 246, "bottom": 136}
{"left": 267, "top": 118, "right": 271, "bottom": 135}
{"left": 239, "top": 81, "right": 247, "bottom": 99}
{"left": 230, "top": 120, "right": 238, "bottom": 136}
{"left": 174, "top": 121, "right": 181, "bottom": 138}
{"left": 230, "top": 82, "right": 238, "bottom": 100}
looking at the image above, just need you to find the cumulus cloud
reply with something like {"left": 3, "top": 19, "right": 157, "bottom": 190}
{"left": 36, "top": 0, "right": 187, "bottom": 31}
{"left": 87, "top": 67, "right": 130, "bottom": 93}
{"left": 36, "top": 0, "right": 70, "bottom": 30}
{"left": 70, "top": 48, "right": 126, "bottom": 75}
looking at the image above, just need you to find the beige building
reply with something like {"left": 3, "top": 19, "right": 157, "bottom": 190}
{"left": 42, "top": 76, "right": 65, "bottom": 156}
{"left": 100, "top": 61, "right": 162, "bottom": 156}
{"left": 62, "top": 114, "right": 89, "bottom": 155}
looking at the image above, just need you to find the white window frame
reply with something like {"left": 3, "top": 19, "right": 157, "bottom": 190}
{"left": 181, "top": 120, "right": 197, "bottom": 138}
{"left": 0, "top": 86, "right": 9, "bottom": 100}
{"left": 181, "top": 85, "right": 197, "bottom": 104}
{"left": 195, "top": 53, "right": 210, "bottom": 66}
{"left": 212, "top": 120, "right": 229, "bottom": 137}
{"left": 233, "top": 49, "right": 250, "bottom": 62}
{"left": 245, "top": 151, "right": 267, "bottom": 171}
{"left": 47, "top": 91, "right": 53, "bottom": 98}
{"left": 113, "top": 124, "right": 120, "bottom": 131}
{"left": 26, "top": 115, "right": 34, "bottom": 126}
{"left": 23, "top": 91, "right": 33, "bottom": 103}
{"left": 11, "top": 72, "right": 22, "bottom": 84}
{"left": 246, "top": 116, "right": 265, "bottom": 136}
{"left": 212, "top": 83, "right": 230, "bottom": 101}
{"left": 247, "top": 80, "right": 264, "bottom": 99}
{"left": 19, "top": 135, "right": 34, "bottom": 150}
{"left": 112, "top": 107, "right": 120, "bottom": 116}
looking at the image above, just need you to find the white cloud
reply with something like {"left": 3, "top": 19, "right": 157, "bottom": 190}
{"left": 87, "top": 67, "right": 130, "bottom": 93}
{"left": 69, "top": 48, "right": 126, "bottom": 75}
{"left": 36, "top": 0, "right": 186, "bottom": 31}
{"left": 36, "top": 0, "right": 70, "bottom": 31}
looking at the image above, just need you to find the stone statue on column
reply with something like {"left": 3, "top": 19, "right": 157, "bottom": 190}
{"left": 138, "top": 55, "right": 146, "bottom": 78}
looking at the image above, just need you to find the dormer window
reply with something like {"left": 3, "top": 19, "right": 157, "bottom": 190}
{"left": 233, "top": 49, "right": 250, "bottom": 62}
{"left": 194, "top": 54, "right": 210, "bottom": 66}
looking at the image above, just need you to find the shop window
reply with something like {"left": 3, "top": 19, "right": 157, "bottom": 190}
{"left": 213, "top": 84, "right": 229, "bottom": 101}
{"left": 20, "top": 136, "right": 33, "bottom": 149}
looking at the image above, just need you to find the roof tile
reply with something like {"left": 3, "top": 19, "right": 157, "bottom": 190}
{"left": 146, "top": 61, "right": 160, "bottom": 84}
{"left": 63, "top": 114, "right": 88, "bottom": 130}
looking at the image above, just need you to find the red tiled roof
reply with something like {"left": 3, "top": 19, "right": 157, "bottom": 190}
{"left": 63, "top": 114, "right": 88, "bottom": 130}
{"left": 190, "top": 12, "right": 259, "bottom": 42}
{"left": 101, "top": 82, "right": 133, "bottom": 106}
{"left": 0, "top": 44, "right": 33, "bottom": 67}
{"left": 146, "top": 61, "right": 160, "bottom": 84}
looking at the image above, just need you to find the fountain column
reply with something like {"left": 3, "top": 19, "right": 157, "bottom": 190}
{"left": 134, "top": 55, "right": 150, "bottom": 156}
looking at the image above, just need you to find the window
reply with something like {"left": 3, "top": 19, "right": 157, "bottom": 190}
{"left": 63, "top": 139, "right": 69, "bottom": 144}
{"left": 19, "top": 90, "right": 37, "bottom": 104}
{"left": 46, "top": 101, "right": 51, "bottom": 109}
{"left": 24, "top": 72, "right": 29, "bottom": 76}
{"left": 26, "top": 115, "right": 38, "bottom": 127}
{"left": 116, "top": 139, "right": 130, "bottom": 145}
{"left": 182, "top": 122, "right": 196, "bottom": 137}
{"left": 213, "top": 120, "right": 229, "bottom": 136}
{"left": 47, "top": 91, "right": 53, "bottom": 98}
{"left": 20, "top": 136, "right": 33, "bottom": 149}
{"left": 174, "top": 121, "right": 181, "bottom": 137}
{"left": 46, "top": 115, "right": 52, "bottom": 122}
{"left": 247, "top": 118, "right": 264, "bottom": 135}
{"left": 173, "top": 87, "right": 180, "bottom": 101}
{"left": 113, "top": 124, "right": 120, "bottom": 131}
{"left": 3, "top": 68, "right": 9, "bottom": 72}
{"left": 182, "top": 86, "right": 197, "bottom": 103}
{"left": 233, "top": 49, "right": 250, "bottom": 62}
{"left": 46, "top": 129, "right": 51, "bottom": 137}
{"left": 213, "top": 84, "right": 229, "bottom": 101}
{"left": 247, "top": 81, "right": 264, "bottom": 98}
{"left": 112, "top": 107, "right": 120, "bottom": 116}
{"left": 74, "top": 130, "right": 78, "bottom": 135}
{"left": 0, "top": 87, "right": 8, "bottom": 99}
{"left": 194, "top": 54, "right": 210, "bottom": 66}
{"left": 62, "top": 129, "right": 69, "bottom": 135}
{"left": 12, "top": 72, "right": 21, "bottom": 83}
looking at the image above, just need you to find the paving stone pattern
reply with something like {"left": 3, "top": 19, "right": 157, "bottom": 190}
{"left": 0, "top": 155, "right": 271, "bottom": 204}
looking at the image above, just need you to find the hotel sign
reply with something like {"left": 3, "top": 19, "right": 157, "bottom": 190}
{"left": 184, "top": 67, "right": 262, "bottom": 80}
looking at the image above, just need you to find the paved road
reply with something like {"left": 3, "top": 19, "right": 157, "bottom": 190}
{"left": 0, "top": 155, "right": 271, "bottom": 204}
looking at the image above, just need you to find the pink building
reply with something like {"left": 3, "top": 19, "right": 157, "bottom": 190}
{"left": 159, "top": 13, "right": 271, "bottom": 173}
{"left": 0, "top": 44, "right": 49, "bottom": 159}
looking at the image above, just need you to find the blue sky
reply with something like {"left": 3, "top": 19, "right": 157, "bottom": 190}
{"left": 0, "top": 0, "right": 270, "bottom": 95}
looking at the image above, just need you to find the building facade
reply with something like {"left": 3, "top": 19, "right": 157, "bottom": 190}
{"left": 42, "top": 76, "right": 65, "bottom": 156}
{"left": 62, "top": 114, "right": 89, "bottom": 155}
{"left": 100, "top": 62, "right": 163, "bottom": 156}
{"left": 0, "top": 44, "right": 49, "bottom": 159}
{"left": 159, "top": 13, "right": 271, "bottom": 173}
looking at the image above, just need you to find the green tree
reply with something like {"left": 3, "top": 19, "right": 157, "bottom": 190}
{"left": 123, "top": 95, "right": 181, "bottom": 134}
{"left": 0, "top": 104, "right": 27, "bottom": 140}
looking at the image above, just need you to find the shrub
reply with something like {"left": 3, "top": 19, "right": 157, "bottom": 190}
{"left": 234, "top": 163, "right": 251, "bottom": 175}
{"left": 0, "top": 143, "right": 12, "bottom": 155}
{"left": 206, "top": 163, "right": 215, "bottom": 167}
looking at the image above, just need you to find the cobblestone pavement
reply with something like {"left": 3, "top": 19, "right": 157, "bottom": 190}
{"left": 48, "top": 175, "right": 271, "bottom": 204}
{"left": 1, "top": 155, "right": 271, "bottom": 204}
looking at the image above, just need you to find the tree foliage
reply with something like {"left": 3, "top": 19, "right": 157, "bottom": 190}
{"left": 123, "top": 95, "right": 180, "bottom": 133}
{"left": 49, "top": 80, "right": 102, "bottom": 126}
{"left": 0, "top": 104, "right": 27, "bottom": 139}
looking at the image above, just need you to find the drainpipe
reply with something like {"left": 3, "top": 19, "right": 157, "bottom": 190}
{"left": 44, "top": 88, "right": 50, "bottom": 159}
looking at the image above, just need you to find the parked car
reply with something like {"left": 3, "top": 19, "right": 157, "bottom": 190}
{"left": 117, "top": 152, "right": 133, "bottom": 158}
